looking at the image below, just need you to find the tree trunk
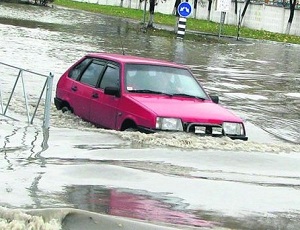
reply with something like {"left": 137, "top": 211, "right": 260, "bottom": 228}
{"left": 139, "top": 0, "right": 143, "bottom": 10}
{"left": 234, "top": 0, "right": 238, "bottom": 16}
{"left": 173, "top": 0, "right": 181, "bottom": 15}
{"left": 240, "top": 0, "right": 251, "bottom": 24}
{"left": 236, "top": 0, "right": 250, "bottom": 40}
{"left": 207, "top": 0, "right": 212, "bottom": 20}
{"left": 148, "top": 0, "right": 155, "bottom": 28}
{"left": 285, "top": 0, "right": 296, "bottom": 34}
{"left": 120, "top": 0, "right": 124, "bottom": 7}
{"left": 193, "top": 0, "right": 197, "bottom": 18}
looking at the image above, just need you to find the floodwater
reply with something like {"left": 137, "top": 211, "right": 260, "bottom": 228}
{"left": 0, "top": 2, "right": 300, "bottom": 230}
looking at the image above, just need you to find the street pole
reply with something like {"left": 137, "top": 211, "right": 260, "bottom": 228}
{"left": 218, "top": 11, "right": 226, "bottom": 38}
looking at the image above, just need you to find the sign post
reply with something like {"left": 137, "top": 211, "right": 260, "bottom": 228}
{"left": 176, "top": 2, "right": 192, "bottom": 39}
{"left": 215, "top": 0, "right": 231, "bottom": 37}
{"left": 218, "top": 11, "right": 226, "bottom": 38}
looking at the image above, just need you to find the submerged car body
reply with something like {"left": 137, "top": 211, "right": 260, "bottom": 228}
{"left": 54, "top": 53, "right": 248, "bottom": 141}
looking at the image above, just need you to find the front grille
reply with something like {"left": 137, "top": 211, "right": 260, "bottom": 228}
{"left": 184, "top": 123, "right": 224, "bottom": 136}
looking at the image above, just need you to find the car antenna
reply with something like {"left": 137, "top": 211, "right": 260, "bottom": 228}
{"left": 120, "top": 39, "right": 125, "bottom": 55}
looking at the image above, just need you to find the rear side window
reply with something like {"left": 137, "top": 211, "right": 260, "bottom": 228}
{"left": 99, "top": 65, "right": 120, "bottom": 89}
{"left": 80, "top": 61, "right": 105, "bottom": 87}
{"left": 69, "top": 58, "right": 91, "bottom": 80}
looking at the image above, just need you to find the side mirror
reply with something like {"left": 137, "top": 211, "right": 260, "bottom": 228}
{"left": 104, "top": 87, "right": 120, "bottom": 97}
{"left": 209, "top": 95, "right": 219, "bottom": 104}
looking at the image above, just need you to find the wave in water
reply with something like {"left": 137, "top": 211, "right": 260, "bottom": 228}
{"left": 0, "top": 207, "right": 216, "bottom": 230}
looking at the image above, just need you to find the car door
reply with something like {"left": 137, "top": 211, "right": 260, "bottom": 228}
{"left": 66, "top": 58, "right": 91, "bottom": 119}
{"left": 90, "top": 63, "right": 121, "bottom": 129}
{"left": 70, "top": 60, "right": 105, "bottom": 121}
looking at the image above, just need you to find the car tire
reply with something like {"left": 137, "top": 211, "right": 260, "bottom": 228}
{"left": 124, "top": 128, "right": 137, "bottom": 132}
{"left": 62, "top": 106, "right": 71, "bottom": 113}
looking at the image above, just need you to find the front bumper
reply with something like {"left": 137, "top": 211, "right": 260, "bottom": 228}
{"left": 223, "top": 134, "right": 248, "bottom": 141}
{"left": 185, "top": 122, "right": 248, "bottom": 141}
{"left": 136, "top": 124, "right": 248, "bottom": 141}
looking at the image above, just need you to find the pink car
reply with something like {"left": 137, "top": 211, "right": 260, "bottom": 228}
{"left": 54, "top": 53, "right": 248, "bottom": 141}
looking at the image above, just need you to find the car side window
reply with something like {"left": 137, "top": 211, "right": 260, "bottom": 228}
{"left": 69, "top": 58, "right": 91, "bottom": 80}
{"left": 80, "top": 61, "right": 105, "bottom": 87}
{"left": 99, "top": 65, "right": 120, "bottom": 89}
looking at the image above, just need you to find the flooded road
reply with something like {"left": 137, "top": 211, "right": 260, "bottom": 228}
{"left": 1, "top": 2, "right": 300, "bottom": 230}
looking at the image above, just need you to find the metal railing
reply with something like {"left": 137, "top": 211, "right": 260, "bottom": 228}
{"left": 0, "top": 62, "right": 54, "bottom": 129}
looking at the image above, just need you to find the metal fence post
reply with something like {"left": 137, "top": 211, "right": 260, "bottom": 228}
{"left": 1, "top": 62, "right": 52, "bottom": 126}
{"left": 43, "top": 72, "right": 54, "bottom": 129}
{"left": 0, "top": 84, "right": 3, "bottom": 114}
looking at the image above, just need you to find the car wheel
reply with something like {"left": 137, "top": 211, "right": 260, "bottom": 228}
{"left": 61, "top": 106, "right": 71, "bottom": 113}
{"left": 124, "top": 127, "right": 137, "bottom": 132}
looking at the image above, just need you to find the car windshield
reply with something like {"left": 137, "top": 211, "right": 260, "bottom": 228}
{"left": 125, "top": 64, "right": 208, "bottom": 99}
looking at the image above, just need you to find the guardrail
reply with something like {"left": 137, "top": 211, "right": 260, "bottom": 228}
{"left": 0, "top": 62, "right": 54, "bottom": 129}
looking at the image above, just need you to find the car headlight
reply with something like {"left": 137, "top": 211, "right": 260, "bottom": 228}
{"left": 156, "top": 117, "right": 183, "bottom": 131}
{"left": 223, "top": 122, "right": 244, "bottom": 136}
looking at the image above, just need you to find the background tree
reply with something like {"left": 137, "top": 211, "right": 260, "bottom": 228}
{"left": 173, "top": 0, "right": 181, "bottom": 15}
{"left": 173, "top": 0, "right": 181, "bottom": 33}
{"left": 234, "top": 0, "right": 238, "bottom": 19}
{"left": 147, "top": 0, "right": 167, "bottom": 28}
{"left": 139, "top": 0, "right": 144, "bottom": 9}
{"left": 207, "top": 0, "right": 212, "bottom": 20}
{"left": 193, "top": 0, "right": 197, "bottom": 18}
{"left": 148, "top": 0, "right": 156, "bottom": 27}
{"left": 285, "top": 0, "right": 297, "bottom": 34}
{"left": 239, "top": 0, "right": 251, "bottom": 24}
{"left": 236, "top": 0, "right": 250, "bottom": 40}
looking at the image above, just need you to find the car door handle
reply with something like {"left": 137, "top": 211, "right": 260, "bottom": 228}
{"left": 92, "top": 93, "right": 98, "bottom": 98}
{"left": 71, "top": 86, "right": 77, "bottom": 91}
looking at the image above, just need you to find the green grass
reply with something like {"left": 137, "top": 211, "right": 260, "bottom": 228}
{"left": 54, "top": 0, "right": 300, "bottom": 44}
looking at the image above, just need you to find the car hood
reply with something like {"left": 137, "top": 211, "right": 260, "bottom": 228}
{"left": 128, "top": 94, "right": 243, "bottom": 123}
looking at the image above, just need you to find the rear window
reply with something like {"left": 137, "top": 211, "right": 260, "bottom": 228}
{"left": 69, "top": 58, "right": 91, "bottom": 80}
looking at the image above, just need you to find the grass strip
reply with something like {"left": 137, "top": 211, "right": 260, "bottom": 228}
{"left": 54, "top": 0, "right": 300, "bottom": 44}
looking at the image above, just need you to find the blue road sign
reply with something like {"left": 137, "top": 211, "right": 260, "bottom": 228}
{"left": 177, "top": 2, "right": 192, "bottom": 18}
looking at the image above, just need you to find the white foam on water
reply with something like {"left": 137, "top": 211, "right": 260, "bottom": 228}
{"left": 223, "top": 93, "right": 268, "bottom": 100}
{"left": 2, "top": 100, "right": 299, "bottom": 153}
{"left": 48, "top": 110, "right": 300, "bottom": 153}
{"left": 117, "top": 131, "right": 300, "bottom": 153}
{"left": 216, "top": 82, "right": 252, "bottom": 90}
{"left": 0, "top": 207, "right": 62, "bottom": 230}
{"left": 285, "top": 93, "right": 300, "bottom": 98}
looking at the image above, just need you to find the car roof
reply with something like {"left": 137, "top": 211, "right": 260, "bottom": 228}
{"left": 86, "top": 52, "right": 188, "bottom": 69}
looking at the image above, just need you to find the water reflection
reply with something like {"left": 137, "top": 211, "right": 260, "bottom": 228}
{"left": 65, "top": 185, "right": 215, "bottom": 228}
{"left": 1, "top": 118, "right": 300, "bottom": 228}
{"left": 0, "top": 120, "right": 49, "bottom": 169}
{"left": 61, "top": 184, "right": 300, "bottom": 229}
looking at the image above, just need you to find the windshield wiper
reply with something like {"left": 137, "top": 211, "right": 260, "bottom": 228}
{"left": 172, "top": 93, "right": 206, "bottom": 100}
{"left": 129, "top": 90, "right": 204, "bottom": 99}
{"left": 129, "top": 89, "right": 172, "bottom": 96}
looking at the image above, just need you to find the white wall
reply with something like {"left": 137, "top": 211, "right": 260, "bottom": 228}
{"left": 195, "top": 2, "right": 300, "bottom": 35}
{"left": 83, "top": 0, "right": 300, "bottom": 36}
